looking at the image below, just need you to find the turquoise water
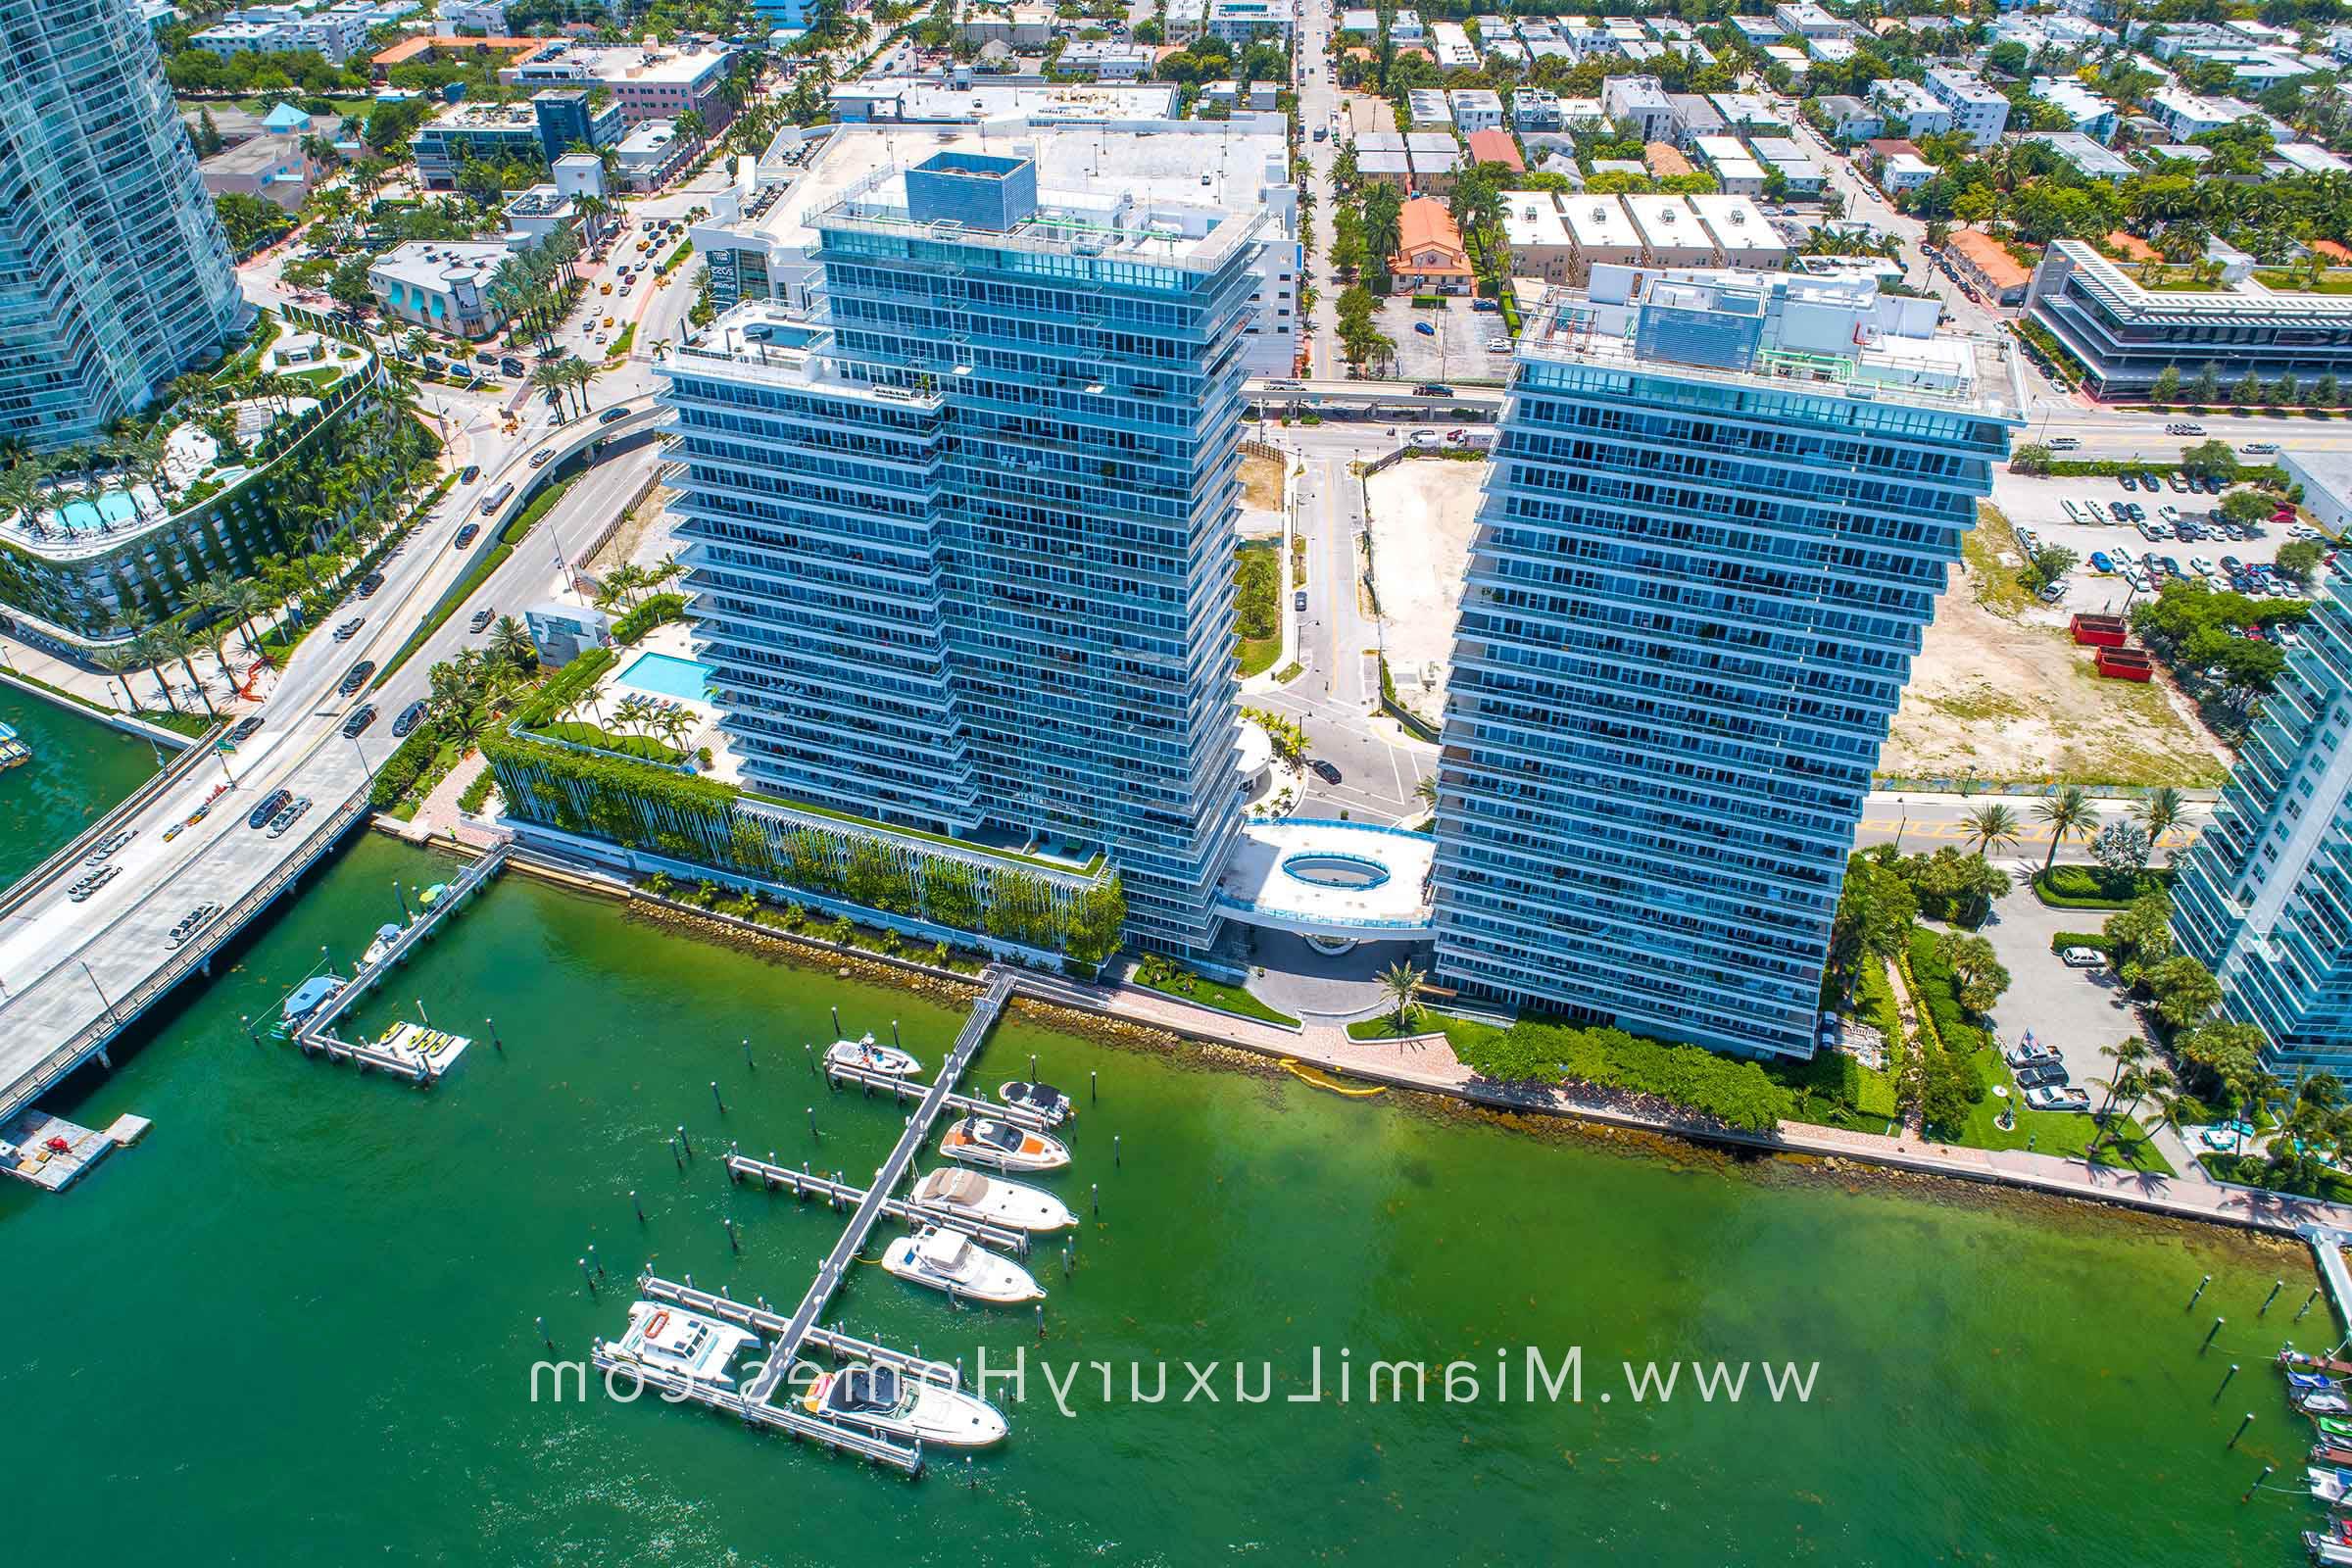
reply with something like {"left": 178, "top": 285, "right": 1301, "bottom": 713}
{"left": 0, "top": 832, "right": 2335, "bottom": 1564}
{"left": 617, "top": 650, "right": 712, "bottom": 701}
{"left": 0, "top": 685, "right": 163, "bottom": 884}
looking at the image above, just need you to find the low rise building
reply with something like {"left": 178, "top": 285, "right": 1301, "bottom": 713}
{"left": 1602, "top": 74, "right": 1676, "bottom": 139}
{"left": 499, "top": 40, "right": 736, "bottom": 131}
{"left": 414, "top": 101, "right": 547, "bottom": 190}
{"left": 1450, "top": 88, "right": 1504, "bottom": 132}
{"left": 2030, "top": 131, "right": 2133, "bottom": 181}
{"left": 1666, "top": 92, "right": 1725, "bottom": 143}
{"left": 199, "top": 135, "right": 315, "bottom": 213}
{"left": 1501, "top": 188, "right": 1577, "bottom": 282}
{"left": 442, "top": 0, "right": 508, "bottom": 29}
{"left": 1947, "top": 227, "right": 2032, "bottom": 305}
{"left": 1924, "top": 66, "right": 2008, "bottom": 148}
{"left": 1871, "top": 76, "right": 1952, "bottom": 140}
{"left": 1622, "top": 193, "right": 1716, "bottom": 266}
{"left": 533, "top": 87, "right": 623, "bottom": 163}
{"left": 956, "top": 1, "right": 1054, "bottom": 47}
{"left": 613, "top": 119, "right": 689, "bottom": 190}
{"left": 1407, "top": 88, "right": 1453, "bottom": 130}
{"left": 1390, "top": 196, "right": 1473, "bottom": 293}
{"left": 2031, "top": 74, "right": 2120, "bottom": 142}
{"left": 1465, "top": 126, "right": 1523, "bottom": 172}
{"left": 1691, "top": 133, "right": 1767, "bottom": 195}
{"left": 1430, "top": 20, "right": 1479, "bottom": 68}
{"left": 1774, "top": 2, "right": 1848, "bottom": 37}
{"left": 1560, "top": 191, "right": 1642, "bottom": 280}
{"left": 1813, "top": 93, "right": 1882, "bottom": 141}
{"left": 1059, "top": 39, "right": 1154, "bottom": 76}
{"left": 502, "top": 183, "right": 578, "bottom": 239}
{"left": 1689, "top": 193, "right": 1788, "bottom": 269}
{"left": 1512, "top": 87, "right": 1562, "bottom": 130}
{"left": 1644, "top": 140, "right": 1693, "bottom": 178}
{"left": 1748, "top": 135, "right": 1824, "bottom": 194}
{"left": 1708, "top": 92, "right": 1789, "bottom": 137}
{"left": 1877, "top": 150, "right": 1936, "bottom": 192}
{"left": 2148, "top": 85, "right": 2259, "bottom": 140}
{"left": 1406, "top": 131, "right": 1462, "bottom": 193}
{"left": 368, "top": 240, "right": 516, "bottom": 337}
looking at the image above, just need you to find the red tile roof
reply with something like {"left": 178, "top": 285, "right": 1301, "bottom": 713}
{"left": 1466, "top": 128, "right": 1522, "bottom": 172}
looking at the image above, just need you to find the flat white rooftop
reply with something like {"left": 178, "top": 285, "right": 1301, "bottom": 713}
{"left": 1214, "top": 820, "right": 1436, "bottom": 938}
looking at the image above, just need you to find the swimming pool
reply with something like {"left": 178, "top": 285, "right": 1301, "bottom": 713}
{"left": 615, "top": 652, "right": 712, "bottom": 702}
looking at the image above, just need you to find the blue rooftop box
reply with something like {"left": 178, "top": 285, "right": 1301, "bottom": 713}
{"left": 906, "top": 151, "right": 1039, "bottom": 233}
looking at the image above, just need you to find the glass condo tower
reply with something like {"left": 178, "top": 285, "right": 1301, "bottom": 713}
{"left": 659, "top": 151, "right": 1259, "bottom": 953}
{"left": 1429, "top": 269, "right": 2023, "bottom": 1058}
{"left": 0, "top": 0, "right": 246, "bottom": 449}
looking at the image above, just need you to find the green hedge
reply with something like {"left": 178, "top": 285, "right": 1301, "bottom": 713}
{"left": 2034, "top": 865, "right": 2173, "bottom": 909}
{"left": 1907, "top": 927, "right": 1987, "bottom": 1055}
{"left": 375, "top": 542, "right": 514, "bottom": 688}
{"left": 612, "top": 592, "right": 685, "bottom": 646}
{"left": 2050, "top": 931, "right": 2116, "bottom": 955}
{"left": 501, "top": 473, "right": 576, "bottom": 547}
{"left": 456, "top": 768, "right": 496, "bottom": 814}
{"left": 369, "top": 724, "right": 440, "bottom": 808}
{"left": 1455, "top": 1019, "right": 1792, "bottom": 1132}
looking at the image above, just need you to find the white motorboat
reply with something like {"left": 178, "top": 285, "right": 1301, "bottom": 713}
{"left": 2313, "top": 1466, "right": 2352, "bottom": 1504}
{"left": 824, "top": 1034, "right": 923, "bottom": 1077}
{"left": 912, "top": 1166, "right": 1077, "bottom": 1233}
{"left": 998, "top": 1079, "right": 1074, "bottom": 1125}
{"left": 2308, "top": 1530, "right": 2352, "bottom": 1567}
{"left": 361, "top": 921, "right": 405, "bottom": 967}
{"left": 608, "top": 1301, "right": 760, "bottom": 1390}
{"left": 939, "top": 1116, "right": 1070, "bottom": 1173}
{"left": 802, "top": 1362, "right": 1007, "bottom": 1447}
{"left": 880, "top": 1226, "right": 1045, "bottom": 1303}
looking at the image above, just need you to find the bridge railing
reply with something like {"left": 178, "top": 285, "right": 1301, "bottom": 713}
{"left": 0, "top": 784, "right": 370, "bottom": 1124}
{"left": 0, "top": 716, "right": 220, "bottom": 923}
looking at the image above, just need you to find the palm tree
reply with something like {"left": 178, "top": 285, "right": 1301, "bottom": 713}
{"left": 149, "top": 622, "right": 217, "bottom": 718}
{"left": 0, "top": 458, "right": 48, "bottom": 534}
{"left": 2132, "top": 786, "right": 2187, "bottom": 865}
{"left": 486, "top": 614, "right": 535, "bottom": 673}
{"left": 1415, "top": 774, "right": 1438, "bottom": 812}
{"left": 92, "top": 644, "right": 147, "bottom": 711}
{"left": 654, "top": 707, "right": 695, "bottom": 758}
{"left": 611, "top": 693, "right": 655, "bottom": 741}
{"left": 1378, "top": 958, "right": 1424, "bottom": 1034}
{"left": 2034, "top": 785, "right": 2098, "bottom": 875}
{"left": 2089, "top": 1037, "right": 2152, "bottom": 1122}
{"left": 1959, "top": 802, "right": 2022, "bottom": 860}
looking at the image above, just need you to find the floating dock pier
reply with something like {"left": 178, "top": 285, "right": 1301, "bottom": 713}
{"left": 2302, "top": 1222, "right": 2352, "bottom": 1334}
{"left": 603, "top": 969, "right": 1023, "bottom": 1473}
{"left": 725, "top": 1151, "right": 1033, "bottom": 1255}
{"left": 0, "top": 1108, "right": 148, "bottom": 1192}
{"left": 286, "top": 845, "right": 507, "bottom": 1082}
{"left": 821, "top": 1055, "right": 1055, "bottom": 1133}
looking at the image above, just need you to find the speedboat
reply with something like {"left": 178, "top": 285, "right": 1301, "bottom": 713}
{"left": 802, "top": 1362, "right": 1007, "bottom": 1447}
{"left": 2293, "top": 1372, "right": 2345, "bottom": 1394}
{"left": 940, "top": 1116, "right": 1069, "bottom": 1173}
{"left": 999, "top": 1080, "right": 1074, "bottom": 1125}
{"left": 880, "top": 1226, "right": 1045, "bottom": 1303}
{"left": 2322, "top": 1416, "right": 2352, "bottom": 1444}
{"left": 2314, "top": 1466, "right": 2352, "bottom": 1503}
{"left": 912, "top": 1166, "right": 1077, "bottom": 1233}
{"left": 2305, "top": 1392, "right": 2352, "bottom": 1416}
{"left": 2307, "top": 1532, "right": 2352, "bottom": 1567}
{"left": 824, "top": 1034, "right": 922, "bottom": 1077}
{"left": 608, "top": 1301, "right": 760, "bottom": 1390}
{"left": 361, "top": 922, "right": 404, "bottom": 967}
{"left": 280, "top": 974, "right": 344, "bottom": 1027}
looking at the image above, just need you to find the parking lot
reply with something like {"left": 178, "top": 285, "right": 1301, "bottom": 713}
{"left": 1372, "top": 295, "right": 1512, "bottom": 385}
{"left": 1987, "top": 466, "right": 2320, "bottom": 616}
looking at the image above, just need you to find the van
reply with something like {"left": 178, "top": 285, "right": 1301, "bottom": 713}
{"left": 479, "top": 481, "right": 514, "bottom": 515}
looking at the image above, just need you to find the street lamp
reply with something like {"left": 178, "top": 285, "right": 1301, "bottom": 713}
{"left": 80, "top": 960, "right": 120, "bottom": 1024}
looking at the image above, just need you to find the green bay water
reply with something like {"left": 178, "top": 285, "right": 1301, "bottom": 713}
{"left": 0, "top": 832, "right": 2329, "bottom": 1565}
{"left": 0, "top": 685, "right": 162, "bottom": 884}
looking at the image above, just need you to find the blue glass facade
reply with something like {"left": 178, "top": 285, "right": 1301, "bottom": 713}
{"left": 0, "top": 0, "right": 244, "bottom": 450}
{"left": 660, "top": 158, "right": 1259, "bottom": 953}
{"left": 1430, "top": 286, "right": 2017, "bottom": 1058}
{"left": 2174, "top": 564, "right": 2352, "bottom": 1073}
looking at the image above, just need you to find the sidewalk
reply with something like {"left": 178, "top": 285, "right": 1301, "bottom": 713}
{"left": 1037, "top": 975, "right": 2352, "bottom": 1238}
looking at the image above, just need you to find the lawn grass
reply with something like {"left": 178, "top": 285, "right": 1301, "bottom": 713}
{"left": 1133, "top": 962, "right": 1300, "bottom": 1026}
{"left": 529, "top": 719, "right": 684, "bottom": 763}
{"left": 1239, "top": 634, "right": 1282, "bottom": 677}
{"left": 2254, "top": 270, "right": 2352, "bottom": 296}
{"left": 1957, "top": 1063, "right": 2175, "bottom": 1174}
{"left": 2199, "top": 1152, "right": 2352, "bottom": 1201}
{"left": 1347, "top": 1005, "right": 1507, "bottom": 1054}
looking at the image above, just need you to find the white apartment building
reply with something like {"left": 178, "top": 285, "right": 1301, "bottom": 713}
{"left": 1924, "top": 67, "right": 2009, "bottom": 149}
{"left": 1871, "top": 76, "right": 1953, "bottom": 140}
{"left": 1449, "top": 88, "right": 1503, "bottom": 132}
{"left": 1601, "top": 74, "right": 1675, "bottom": 139}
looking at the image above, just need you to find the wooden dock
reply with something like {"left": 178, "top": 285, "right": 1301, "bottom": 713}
{"left": 724, "top": 1150, "right": 1033, "bottom": 1255}
{"left": 291, "top": 844, "right": 507, "bottom": 1082}
{"left": 739, "top": 967, "right": 1018, "bottom": 1409}
{"left": 822, "top": 1056, "right": 1055, "bottom": 1132}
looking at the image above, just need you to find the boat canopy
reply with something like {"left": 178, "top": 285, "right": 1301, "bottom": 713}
{"left": 281, "top": 976, "right": 341, "bottom": 1020}
{"left": 974, "top": 1120, "right": 1024, "bottom": 1152}
{"left": 917, "top": 1229, "right": 970, "bottom": 1269}
{"left": 917, "top": 1168, "right": 990, "bottom": 1205}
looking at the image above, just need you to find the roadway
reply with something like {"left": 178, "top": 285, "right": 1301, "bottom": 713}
{"left": 0, "top": 393, "right": 666, "bottom": 1119}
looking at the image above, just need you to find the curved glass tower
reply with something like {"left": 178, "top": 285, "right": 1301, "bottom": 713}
{"left": 0, "top": 0, "right": 246, "bottom": 450}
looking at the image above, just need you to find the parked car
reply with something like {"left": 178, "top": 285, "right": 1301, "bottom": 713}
{"left": 453, "top": 522, "right": 480, "bottom": 549}
{"left": 2118, "top": 473, "right": 2138, "bottom": 492}
{"left": 247, "top": 787, "right": 293, "bottom": 829}
{"left": 85, "top": 829, "right": 136, "bottom": 867}
{"left": 2025, "top": 1085, "right": 2094, "bottom": 1113}
{"left": 391, "top": 701, "right": 429, "bottom": 738}
{"left": 2109, "top": 501, "right": 2132, "bottom": 521}
{"left": 2049, "top": 436, "right": 2081, "bottom": 449}
{"left": 2089, "top": 551, "right": 2113, "bottom": 573}
{"left": 337, "top": 662, "right": 375, "bottom": 697}
{"left": 2061, "top": 946, "right": 2107, "bottom": 968}
{"left": 1485, "top": 337, "right": 1511, "bottom": 353}
{"left": 2015, "top": 1063, "right": 2071, "bottom": 1089}
{"left": 1294, "top": 589, "right": 1308, "bottom": 612}
{"left": 342, "top": 706, "right": 377, "bottom": 738}
{"left": 2244, "top": 442, "right": 2280, "bottom": 455}
{"left": 1309, "top": 759, "right": 1341, "bottom": 783}
{"left": 1413, "top": 320, "right": 1437, "bottom": 336}
{"left": 2037, "top": 580, "right": 2068, "bottom": 603}
{"left": 599, "top": 406, "right": 631, "bottom": 424}
{"left": 1470, "top": 298, "right": 1498, "bottom": 312}
{"left": 468, "top": 608, "right": 496, "bottom": 633}
{"left": 266, "top": 796, "right": 313, "bottom": 840}
{"left": 2165, "top": 472, "right": 2189, "bottom": 493}
{"left": 2005, "top": 1041, "right": 2061, "bottom": 1069}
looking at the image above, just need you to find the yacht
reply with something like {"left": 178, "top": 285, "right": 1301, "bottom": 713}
{"left": 608, "top": 1301, "right": 760, "bottom": 1390}
{"left": 940, "top": 1116, "right": 1069, "bottom": 1172}
{"left": 0, "top": 720, "right": 27, "bottom": 770}
{"left": 998, "top": 1080, "right": 1074, "bottom": 1125}
{"left": 880, "top": 1226, "right": 1045, "bottom": 1303}
{"left": 361, "top": 922, "right": 405, "bottom": 967}
{"left": 911, "top": 1166, "right": 1077, "bottom": 1233}
{"left": 802, "top": 1362, "right": 1007, "bottom": 1447}
{"left": 824, "top": 1034, "right": 922, "bottom": 1077}
{"left": 279, "top": 974, "right": 345, "bottom": 1028}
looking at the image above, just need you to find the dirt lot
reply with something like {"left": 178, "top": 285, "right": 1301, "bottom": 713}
{"left": 1364, "top": 455, "right": 1485, "bottom": 727}
{"left": 1241, "top": 449, "right": 1284, "bottom": 512}
{"left": 1883, "top": 506, "right": 2231, "bottom": 788}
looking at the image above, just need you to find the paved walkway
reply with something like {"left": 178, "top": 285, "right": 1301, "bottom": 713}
{"left": 1036, "top": 975, "right": 2352, "bottom": 1237}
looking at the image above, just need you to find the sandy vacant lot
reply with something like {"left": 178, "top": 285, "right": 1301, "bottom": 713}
{"left": 1884, "top": 508, "right": 2230, "bottom": 788}
{"left": 1364, "top": 456, "right": 1485, "bottom": 727}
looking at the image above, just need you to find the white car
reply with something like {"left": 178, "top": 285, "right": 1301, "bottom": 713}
{"left": 2025, "top": 1085, "right": 2094, "bottom": 1113}
{"left": 1485, "top": 337, "right": 1510, "bottom": 353}
{"left": 2060, "top": 946, "right": 2106, "bottom": 968}
{"left": 2189, "top": 557, "right": 2216, "bottom": 576}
